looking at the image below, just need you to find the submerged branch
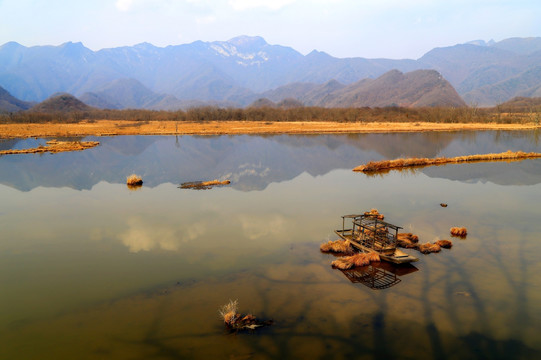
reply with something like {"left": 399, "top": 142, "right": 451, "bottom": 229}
{"left": 353, "top": 150, "right": 541, "bottom": 173}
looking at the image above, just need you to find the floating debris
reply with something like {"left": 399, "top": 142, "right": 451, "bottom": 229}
{"left": 435, "top": 239, "right": 453, "bottom": 248}
{"left": 320, "top": 239, "right": 354, "bottom": 254}
{"left": 353, "top": 150, "right": 541, "bottom": 173}
{"left": 440, "top": 203, "right": 448, "bottom": 207}
{"left": 126, "top": 174, "right": 143, "bottom": 186}
{"left": 180, "top": 179, "right": 230, "bottom": 190}
{"left": 450, "top": 227, "right": 468, "bottom": 237}
{"left": 218, "top": 300, "right": 272, "bottom": 332}
{"left": 0, "top": 140, "right": 100, "bottom": 155}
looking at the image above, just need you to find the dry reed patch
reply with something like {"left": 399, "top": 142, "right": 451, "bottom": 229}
{"left": 435, "top": 239, "right": 453, "bottom": 249}
{"left": 0, "top": 140, "right": 100, "bottom": 155}
{"left": 418, "top": 243, "right": 442, "bottom": 254}
{"left": 180, "top": 179, "right": 230, "bottom": 190}
{"left": 397, "top": 233, "right": 420, "bottom": 249}
{"left": 126, "top": 174, "right": 143, "bottom": 186}
{"left": 450, "top": 227, "right": 468, "bottom": 237}
{"left": 353, "top": 150, "right": 541, "bottom": 173}
{"left": 320, "top": 239, "right": 354, "bottom": 255}
{"left": 331, "top": 258, "right": 354, "bottom": 270}
{"left": 331, "top": 251, "right": 381, "bottom": 269}
{"left": 364, "top": 208, "right": 384, "bottom": 220}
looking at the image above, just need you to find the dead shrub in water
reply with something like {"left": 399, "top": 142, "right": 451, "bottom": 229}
{"left": 126, "top": 174, "right": 143, "bottom": 186}
{"left": 320, "top": 239, "right": 354, "bottom": 254}
{"left": 218, "top": 300, "right": 273, "bottom": 332}
{"left": 219, "top": 299, "right": 239, "bottom": 326}
{"left": 435, "top": 239, "right": 453, "bottom": 249}
{"left": 450, "top": 227, "right": 468, "bottom": 237}
{"left": 418, "top": 243, "right": 441, "bottom": 254}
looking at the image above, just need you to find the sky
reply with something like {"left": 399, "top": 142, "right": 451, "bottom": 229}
{"left": 0, "top": 0, "right": 539, "bottom": 59}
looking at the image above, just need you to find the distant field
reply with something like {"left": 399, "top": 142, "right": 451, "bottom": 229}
{"left": 0, "top": 120, "right": 538, "bottom": 139}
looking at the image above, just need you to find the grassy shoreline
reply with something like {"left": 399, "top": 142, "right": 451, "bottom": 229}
{"left": 0, "top": 120, "right": 539, "bottom": 139}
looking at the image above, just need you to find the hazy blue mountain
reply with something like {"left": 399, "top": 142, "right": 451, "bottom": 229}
{"left": 0, "top": 85, "right": 33, "bottom": 112}
{"left": 259, "top": 70, "right": 466, "bottom": 108}
{"left": 1, "top": 36, "right": 541, "bottom": 107}
{"left": 29, "top": 93, "right": 94, "bottom": 113}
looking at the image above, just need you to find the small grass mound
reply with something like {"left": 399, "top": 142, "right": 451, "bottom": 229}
{"left": 331, "top": 251, "right": 380, "bottom": 269}
{"left": 435, "top": 239, "right": 453, "bottom": 248}
{"left": 364, "top": 208, "right": 384, "bottom": 220}
{"left": 320, "top": 239, "right": 354, "bottom": 254}
{"left": 126, "top": 174, "right": 143, "bottom": 186}
{"left": 418, "top": 243, "right": 442, "bottom": 254}
{"left": 450, "top": 227, "right": 468, "bottom": 237}
{"left": 397, "top": 233, "right": 419, "bottom": 248}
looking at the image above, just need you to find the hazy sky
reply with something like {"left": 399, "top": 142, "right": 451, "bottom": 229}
{"left": 0, "top": 0, "right": 539, "bottom": 59}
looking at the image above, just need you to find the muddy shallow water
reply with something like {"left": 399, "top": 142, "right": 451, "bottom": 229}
{"left": 1, "top": 131, "right": 541, "bottom": 359}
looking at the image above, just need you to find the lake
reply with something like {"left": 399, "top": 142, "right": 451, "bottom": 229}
{"left": 1, "top": 130, "right": 541, "bottom": 359}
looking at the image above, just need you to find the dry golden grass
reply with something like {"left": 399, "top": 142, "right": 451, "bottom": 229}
{"left": 180, "top": 179, "right": 230, "bottom": 189}
{"left": 368, "top": 251, "right": 381, "bottom": 262}
{"left": 418, "top": 243, "right": 442, "bottom": 254}
{"left": 320, "top": 239, "right": 354, "bottom": 254}
{"left": 0, "top": 121, "right": 537, "bottom": 139}
{"left": 331, "top": 251, "right": 381, "bottom": 269}
{"left": 0, "top": 140, "right": 99, "bottom": 155}
{"left": 218, "top": 299, "right": 238, "bottom": 326}
{"left": 354, "top": 150, "right": 541, "bottom": 173}
{"left": 397, "top": 233, "right": 420, "bottom": 249}
{"left": 450, "top": 227, "right": 468, "bottom": 237}
{"left": 331, "top": 258, "right": 355, "bottom": 270}
{"left": 364, "top": 208, "right": 384, "bottom": 220}
{"left": 435, "top": 239, "right": 453, "bottom": 248}
{"left": 126, "top": 174, "right": 143, "bottom": 186}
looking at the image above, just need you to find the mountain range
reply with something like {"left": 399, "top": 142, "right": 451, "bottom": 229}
{"left": 1, "top": 35, "right": 541, "bottom": 109}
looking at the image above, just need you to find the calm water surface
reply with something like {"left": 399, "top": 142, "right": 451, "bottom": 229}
{"left": 1, "top": 131, "right": 541, "bottom": 359}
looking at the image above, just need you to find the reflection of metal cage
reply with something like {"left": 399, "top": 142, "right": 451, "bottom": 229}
{"left": 342, "top": 265, "right": 401, "bottom": 290}
{"left": 341, "top": 262, "right": 418, "bottom": 290}
{"left": 348, "top": 214, "right": 401, "bottom": 255}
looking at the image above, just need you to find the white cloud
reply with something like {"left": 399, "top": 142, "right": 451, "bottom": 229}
{"left": 117, "top": 217, "right": 207, "bottom": 253}
{"left": 228, "top": 0, "right": 296, "bottom": 11}
{"left": 116, "top": 0, "right": 135, "bottom": 11}
{"left": 238, "top": 214, "right": 285, "bottom": 240}
{"left": 196, "top": 15, "right": 217, "bottom": 25}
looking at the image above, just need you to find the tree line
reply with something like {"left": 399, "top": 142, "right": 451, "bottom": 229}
{"left": 0, "top": 105, "right": 537, "bottom": 124}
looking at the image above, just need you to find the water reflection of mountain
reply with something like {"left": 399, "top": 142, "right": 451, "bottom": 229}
{"left": 1, "top": 131, "right": 541, "bottom": 192}
{"left": 422, "top": 160, "right": 541, "bottom": 186}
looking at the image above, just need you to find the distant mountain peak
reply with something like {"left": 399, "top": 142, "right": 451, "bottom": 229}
{"left": 227, "top": 35, "right": 267, "bottom": 49}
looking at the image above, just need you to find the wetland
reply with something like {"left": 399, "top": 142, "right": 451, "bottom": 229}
{"left": 1, "top": 130, "right": 541, "bottom": 359}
